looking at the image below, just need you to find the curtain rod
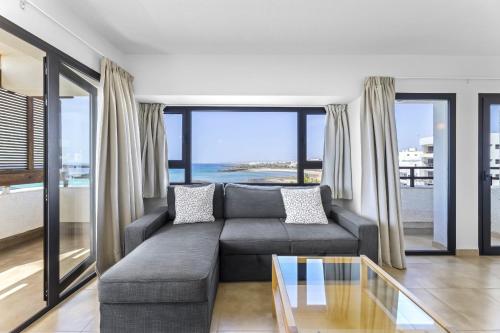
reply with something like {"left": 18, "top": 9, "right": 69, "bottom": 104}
{"left": 20, "top": 0, "right": 105, "bottom": 57}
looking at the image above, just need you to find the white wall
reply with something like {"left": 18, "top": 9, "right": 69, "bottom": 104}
{"left": 0, "top": 187, "right": 90, "bottom": 239}
{"left": 127, "top": 54, "right": 500, "bottom": 105}
{"left": 0, "top": 0, "right": 125, "bottom": 72}
{"left": 127, "top": 53, "right": 500, "bottom": 251}
{"left": 0, "top": 189, "right": 43, "bottom": 239}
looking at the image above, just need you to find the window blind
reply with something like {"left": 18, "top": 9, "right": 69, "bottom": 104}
{"left": 33, "top": 97, "right": 45, "bottom": 169}
{"left": 0, "top": 88, "right": 28, "bottom": 170}
{"left": 0, "top": 88, "right": 45, "bottom": 171}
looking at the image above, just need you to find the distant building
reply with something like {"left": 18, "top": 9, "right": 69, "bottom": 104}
{"left": 398, "top": 147, "right": 430, "bottom": 186}
{"left": 490, "top": 133, "right": 500, "bottom": 185}
{"left": 400, "top": 134, "right": 500, "bottom": 186}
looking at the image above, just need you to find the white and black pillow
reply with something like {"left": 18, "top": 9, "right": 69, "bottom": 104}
{"left": 173, "top": 184, "right": 216, "bottom": 224}
{"left": 280, "top": 187, "right": 329, "bottom": 224}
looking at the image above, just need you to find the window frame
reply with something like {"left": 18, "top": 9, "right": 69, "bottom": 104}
{"left": 164, "top": 106, "right": 325, "bottom": 185}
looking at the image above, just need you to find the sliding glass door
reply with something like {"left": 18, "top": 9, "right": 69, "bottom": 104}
{"left": 479, "top": 94, "right": 500, "bottom": 255}
{"left": 45, "top": 56, "right": 97, "bottom": 302}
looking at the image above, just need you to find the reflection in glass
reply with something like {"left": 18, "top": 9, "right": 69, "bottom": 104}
{"left": 58, "top": 73, "right": 91, "bottom": 279}
{"left": 305, "top": 259, "right": 326, "bottom": 306}
{"left": 276, "top": 256, "right": 447, "bottom": 332}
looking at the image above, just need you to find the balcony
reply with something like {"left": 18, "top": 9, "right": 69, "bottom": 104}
{"left": 399, "top": 166, "right": 444, "bottom": 251}
{"left": 0, "top": 184, "right": 90, "bottom": 329}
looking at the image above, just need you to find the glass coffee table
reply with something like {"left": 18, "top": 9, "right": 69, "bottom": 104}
{"left": 271, "top": 255, "right": 452, "bottom": 333}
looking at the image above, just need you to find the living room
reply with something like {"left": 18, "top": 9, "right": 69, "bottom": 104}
{"left": 0, "top": 0, "right": 500, "bottom": 332}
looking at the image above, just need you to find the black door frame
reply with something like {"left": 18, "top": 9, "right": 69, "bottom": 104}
{"left": 0, "top": 15, "right": 100, "bottom": 333}
{"left": 478, "top": 93, "right": 500, "bottom": 255}
{"left": 396, "top": 93, "right": 456, "bottom": 256}
{"left": 46, "top": 59, "right": 98, "bottom": 300}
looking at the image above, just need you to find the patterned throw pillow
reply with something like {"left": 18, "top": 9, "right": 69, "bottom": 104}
{"left": 173, "top": 184, "right": 216, "bottom": 224}
{"left": 280, "top": 187, "right": 329, "bottom": 224}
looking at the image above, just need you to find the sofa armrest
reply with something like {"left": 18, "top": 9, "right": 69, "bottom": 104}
{"left": 124, "top": 206, "right": 169, "bottom": 255}
{"left": 330, "top": 205, "right": 379, "bottom": 263}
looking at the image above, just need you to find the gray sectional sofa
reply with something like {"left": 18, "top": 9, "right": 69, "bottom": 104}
{"left": 99, "top": 183, "right": 378, "bottom": 333}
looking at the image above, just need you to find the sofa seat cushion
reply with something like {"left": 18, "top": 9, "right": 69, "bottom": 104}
{"left": 220, "top": 218, "right": 291, "bottom": 255}
{"left": 284, "top": 219, "right": 359, "bottom": 255}
{"left": 99, "top": 219, "right": 224, "bottom": 304}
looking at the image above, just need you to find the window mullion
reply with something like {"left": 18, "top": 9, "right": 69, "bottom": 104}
{"left": 297, "top": 110, "right": 306, "bottom": 184}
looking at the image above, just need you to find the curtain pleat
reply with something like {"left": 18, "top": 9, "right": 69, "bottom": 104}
{"left": 96, "top": 58, "right": 144, "bottom": 274}
{"left": 321, "top": 104, "right": 353, "bottom": 199}
{"left": 138, "top": 103, "right": 168, "bottom": 198}
{"left": 360, "top": 77, "right": 406, "bottom": 269}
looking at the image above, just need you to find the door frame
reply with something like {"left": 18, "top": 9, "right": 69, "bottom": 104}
{"left": 396, "top": 93, "right": 457, "bottom": 256}
{"left": 45, "top": 57, "right": 98, "bottom": 301}
{"left": 0, "top": 15, "right": 100, "bottom": 333}
{"left": 478, "top": 93, "right": 500, "bottom": 255}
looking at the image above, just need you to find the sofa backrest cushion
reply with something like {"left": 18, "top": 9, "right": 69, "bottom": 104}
{"left": 167, "top": 183, "right": 224, "bottom": 220}
{"left": 224, "top": 184, "right": 332, "bottom": 218}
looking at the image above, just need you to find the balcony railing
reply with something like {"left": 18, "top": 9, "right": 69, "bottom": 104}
{"left": 399, "top": 166, "right": 433, "bottom": 187}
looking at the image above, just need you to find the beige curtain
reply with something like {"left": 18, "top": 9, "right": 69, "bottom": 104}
{"left": 138, "top": 103, "right": 168, "bottom": 198}
{"left": 96, "top": 58, "right": 144, "bottom": 274}
{"left": 360, "top": 77, "right": 406, "bottom": 269}
{"left": 321, "top": 104, "right": 352, "bottom": 199}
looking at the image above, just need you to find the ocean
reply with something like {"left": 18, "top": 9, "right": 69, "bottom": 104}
{"left": 8, "top": 164, "right": 298, "bottom": 190}
{"left": 170, "top": 163, "right": 296, "bottom": 183}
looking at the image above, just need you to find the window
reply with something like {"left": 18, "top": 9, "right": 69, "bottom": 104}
{"left": 395, "top": 94, "right": 455, "bottom": 254}
{"left": 164, "top": 107, "right": 325, "bottom": 184}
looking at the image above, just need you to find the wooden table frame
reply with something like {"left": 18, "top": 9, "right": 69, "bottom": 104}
{"left": 271, "top": 255, "right": 453, "bottom": 333}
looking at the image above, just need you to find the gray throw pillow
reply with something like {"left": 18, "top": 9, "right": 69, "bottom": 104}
{"left": 173, "top": 184, "right": 216, "bottom": 224}
{"left": 280, "top": 187, "right": 328, "bottom": 224}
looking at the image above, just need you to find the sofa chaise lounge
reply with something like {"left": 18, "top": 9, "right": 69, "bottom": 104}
{"left": 98, "top": 183, "right": 378, "bottom": 333}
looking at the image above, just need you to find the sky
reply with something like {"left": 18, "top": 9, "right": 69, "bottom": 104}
{"left": 395, "top": 102, "right": 434, "bottom": 151}
{"left": 491, "top": 104, "right": 500, "bottom": 133}
{"left": 166, "top": 111, "right": 325, "bottom": 164}
{"left": 41, "top": 100, "right": 500, "bottom": 168}
{"left": 61, "top": 96, "right": 90, "bottom": 165}
{"left": 165, "top": 102, "right": 500, "bottom": 164}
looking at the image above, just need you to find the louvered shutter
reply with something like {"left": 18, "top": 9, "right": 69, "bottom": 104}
{"left": 32, "top": 97, "right": 44, "bottom": 169}
{"left": 0, "top": 88, "right": 28, "bottom": 170}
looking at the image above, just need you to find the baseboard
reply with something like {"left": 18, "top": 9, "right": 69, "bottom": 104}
{"left": 456, "top": 249, "right": 480, "bottom": 256}
{"left": 0, "top": 227, "right": 43, "bottom": 251}
{"left": 431, "top": 241, "right": 447, "bottom": 251}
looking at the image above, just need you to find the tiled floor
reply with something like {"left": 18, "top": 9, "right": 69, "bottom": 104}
{"left": 19, "top": 255, "right": 500, "bottom": 333}
{"left": 405, "top": 233, "right": 446, "bottom": 251}
{"left": 405, "top": 232, "right": 500, "bottom": 252}
{"left": 0, "top": 228, "right": 90, "bottom": 332}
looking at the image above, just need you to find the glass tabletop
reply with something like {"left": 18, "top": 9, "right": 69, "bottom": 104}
{"left": 275, "top": 256, "right": 449, "bottom": 333}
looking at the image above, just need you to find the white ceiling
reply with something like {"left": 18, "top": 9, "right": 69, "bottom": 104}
{"left": 53, "top": 0, "right": 500, "bottom": 55}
